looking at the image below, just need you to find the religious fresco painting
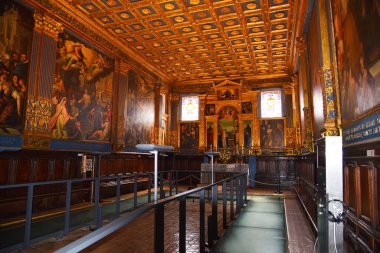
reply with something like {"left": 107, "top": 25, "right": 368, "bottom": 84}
{"left": 124, "top": 70, "right": 155, "bottom": 146}
{"left": 332, "top": 0, "right": 380, "bottom": 124}
{"left": 260, "top": 119, "right": 285, "bottom": 149}
{"left": 218, "top": 106, "right": 238, "bottom": 148}
{"left": 51, "top": 33, "right": 114, "bottom": 141}
{"left": 0, "top": 1, "right": 33, "bottom": 135}
{"left": 180, "top": 122, "right": 199, "bottom": 149}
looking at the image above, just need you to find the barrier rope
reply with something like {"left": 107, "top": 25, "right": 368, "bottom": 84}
{"left": 248, "top": 177, "right": 295, "bottom": 187}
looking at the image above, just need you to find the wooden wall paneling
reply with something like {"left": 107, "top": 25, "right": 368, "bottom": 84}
{"left": 47, "top": 159, "right": 56, "bottom": 181}
{"left": 7, "top": 158, "right": 17, "bottom": 184}
{"left": 347, "top": 162, "right": 357, "bottom": 214}
{"left": 343, "top": 164, "right": 350, "bottom": 212}
{"left": 0, "top": 158, "right": 9, "bottom": 184}
{"left": 355, "top": 163, "right": 362, "bottom": 218}
{"left": 359, "top": 163, "right": 370, "bottom": 223}
{"left": 17, "top": 159, "right": 30, "bottom": 183}
{"left": 63, "top": 159, "right": 70, "bottom": 179}
{"left": 55, "top": 159, "right": 64, "bottom": 180}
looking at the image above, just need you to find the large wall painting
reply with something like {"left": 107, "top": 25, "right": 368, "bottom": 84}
{"left": 332, "top": 0, "right": 380, "bottom": 124}
{"left": 260, "top": 119, "right": 285, "bottom": 149}
{"left": 51, "top": 33, "right": 114, "bottom": 142}
{"left": 0, "top": 2, "right": 33, "bottom": 136}
{"left": 124, "top": 71, "right": 155, "bottom": 146}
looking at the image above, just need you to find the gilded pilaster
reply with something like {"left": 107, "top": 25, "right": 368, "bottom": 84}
{"left": 291, "top": 75, "right": 302, "bottom": 146}
{"left": 317, "top": 0, "right": 340, "bottom": 136}
{"left": 303, "top": 107, "right": 313, "bottom": 152}
{"left": 251, "top": 92, "right": 260, "bottom": 148}
{"left": 199, "top": 95, "right": 206, "bottom": 148}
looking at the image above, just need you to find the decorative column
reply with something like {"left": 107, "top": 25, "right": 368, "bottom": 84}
{"left": 317, "top": 0, "right": 340, "bottom": 136}
{"left": 199, "top": 95, "right": 207, "bottom": 149}
{"left": 291, "top": 75, "right": 302, "bottom": 147}
{"left": 159, "top": 83, "right": 169, "bottom": 145}
{"left": 168, "top": 93, "right": 179, "bottom": 148}
{"left": 251, "top": 91, "right": 260, "bottom": 149}
{"left": 283, "top": 83, "right": 295, "bottom": 149}
{"left": 23, "top": 12, "right": 63, "bottom": 148}
{"left": 112, "top": 61, "right": 130, "bottom": 151}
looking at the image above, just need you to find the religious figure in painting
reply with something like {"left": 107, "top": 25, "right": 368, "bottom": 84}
{"left": 52, "top": 33, "right": 114, "bottom": 141}
{"left": 244, "top": 123, "right": 252, "bottom": 148}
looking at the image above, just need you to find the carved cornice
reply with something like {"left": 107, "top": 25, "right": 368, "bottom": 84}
{"left": 283, "top": 83, "right": 294, "bottom": 94}
{"left": 34, "top": 11, "right": 63, "bottom": 40}
{"left": 159, "top": 83, "right": 170, "bottom": 95}
{"left": 170, "top": 93, "right": 180, "bottom": 102}
{"left": 119, "top": 61, "right": 131, "bottom": 75}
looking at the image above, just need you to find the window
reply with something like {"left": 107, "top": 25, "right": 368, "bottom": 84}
{"left": 181, "top": 95, "right": 199, "bottom": 121}
{"left": 260, "top": 89, "right": 282, "bottom": 118}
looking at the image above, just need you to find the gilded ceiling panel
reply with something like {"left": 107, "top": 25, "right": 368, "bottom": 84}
{"left": 66, "top": 0, "right": 294, "bottom": 83}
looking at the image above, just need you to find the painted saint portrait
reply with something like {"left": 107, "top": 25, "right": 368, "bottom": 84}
{"left": 124, "top": 71, "right": 155, "bottom": 146}
{"left": 205, "top": 104, "right": 215, "bottom": 116}
{"left": 332, "top": 0, "right": 380, "bottom": 124}
{"left": 0, "top": 1, "right": 33, "bottom": 135}
{"left": 242, "top": 102, "right": 252, "bottom": 114}
{"left": 243, "top": 120, "right": 252, "bottom": 148}
{"left": 206, "top": 122, "right": 214, "bottom": 149}
{"left": 260, "top": 119, "right": 284, "bottom": 149}
{"left": 180, "top": 122, "right": 199, "bottom": 149}
{"left": 51, "top": 33, "right": 114, "bottom": 141}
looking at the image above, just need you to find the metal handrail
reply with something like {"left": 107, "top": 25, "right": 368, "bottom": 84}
{"left": 54, "top": 172, "right": 248, "bottom": 253}
{"left": 0, "top": 170, "right": 246, "bottom": 252}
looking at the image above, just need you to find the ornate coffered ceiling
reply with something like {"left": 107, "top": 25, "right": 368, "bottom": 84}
{"left": 58, "top": 0, "right": 296, "bottom": 83}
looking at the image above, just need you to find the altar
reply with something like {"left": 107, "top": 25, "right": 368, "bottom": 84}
{"left": 200, "top": 163, "right": 249, "bottom": 184}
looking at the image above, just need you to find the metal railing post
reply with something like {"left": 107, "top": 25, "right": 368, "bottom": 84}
{"left": 222, "top": 180, "right": 227, "bottom": 229}
{"left": 116, "top": 175, "right": 121, "bottom": 216}
{"left": 179, "top": 196, "right": 186, "bottom": 253}
{"left": 230, "top": 177, "right": 234, "bottom": 220}
{"left": 154, "top": 204, "right": 165, "bottom": 253}
{"left": 212, "top": 184, "right": 218, "bottom": 239}
{"left": 176, "top": 170, "right": 179, "bottom": 194}
{"left": 64, "top": 181, "right": 72, "bottom": 236}
{"left": 94, "top": 156, "right": 102, "bottom": 229}
{"left": 236, "top": 177, "right": 241, "bottom": 214}
{"left": 160, "top": 171, "right": 164, "bottom": 199}
{"left": 199, "top": 190, "right": 205, "bottom": 253}
{"left": 148, "top": 173, "right": 152, "bottom": 203}
{"left": 134, "top": 173, "right": 138, "bottom": 208}
{"left": 23, "top": 184, "right": 34, "bottom": 248}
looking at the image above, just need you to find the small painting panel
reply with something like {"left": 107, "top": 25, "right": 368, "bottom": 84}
{"left": 242, "top": 102, "right": 252, "bottom": 114}
{"left": 205, "top": 104, "right": 215, "bottom": 116}
{"left": 180, "top": 122, "right": 199, "bottom": 148}
{"left": 260, "top": 119, "right": 285, "bottom": 149}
